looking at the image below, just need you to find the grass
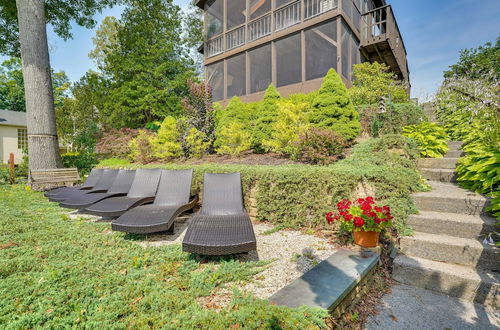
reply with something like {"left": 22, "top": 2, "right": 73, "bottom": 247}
{"left": 0, "top": 185, "right": 327, "bottom": 328}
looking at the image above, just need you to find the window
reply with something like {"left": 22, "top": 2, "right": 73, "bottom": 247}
{"left": 17, "top": 128, "right": 27, "bottom": 150}
{"left": 227, "top": 53, "right": 246, "bottom": 98}
{"left": 206, "top": 61, "right": 224, "bottom": 101}
{"left": 249, "top": 0, "right": 271, "bottom": 20}
{"left": 249, "top": 44, "right": 272, "bottom": 93}
{"left": 305, "top": 20, "right": 337, "bottom": 80}
{"left": 276, "top": 33, "right": 302, "bottom": 87}
{"left": 205, "top": 0, "right": 224, "bottom": 39}
{"left": 227, "top": 0, "right": 247, "bottom": 30}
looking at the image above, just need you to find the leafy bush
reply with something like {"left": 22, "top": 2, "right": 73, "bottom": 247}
{"left": 128, "top": 129, "right": 155, "bottom": 164}
{"left": 97, "top": 158, "right": 131, "bottom": 167}
{"left": 251, "top": 85, "right": 282, "bottom": 153}
{"left": 61, "top": 152, "right": 99, "bottom": 175}
{"left": 294, "top": 128, "right": 347, "bottom": 165}
{"left": 262, "top": 99, "right": 309, "bottom": 156}
{"left": 181, "top": 79, "right": 216, "bottom": 143}
{"left": 150, "top": 116, "right": 183, "bottom": 160}
{"left": 348, "top": 62, "right": 409, "bottom": 105}
{"left": 96, "top": 128, "right": 140, "bottom": 158}
{"left": 215, "top": 123, "right": 252, "bottom": 156}
{"left": 309, "top": 69, "right": 361, "bottom": 141}
{"left": 185, "top": 128, "right": 211, "bottom": 158}
{"left": 402, "top": 123, "right": 449, "bottom": 158}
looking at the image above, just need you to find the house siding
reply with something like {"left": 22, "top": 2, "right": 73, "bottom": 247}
{"left": 0, "top": 125, "right": 25, "bottom": 165}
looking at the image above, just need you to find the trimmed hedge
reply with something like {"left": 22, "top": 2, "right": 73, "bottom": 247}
{"left": 103, "top": 135, "right": 426, "bottom": 233}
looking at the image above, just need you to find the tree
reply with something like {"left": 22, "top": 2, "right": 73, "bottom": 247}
{"left": 251, "top": 85, "right": 282, "bottom": 153}
{"left": 88, "top": 16, "right": 122, "bottom": 69}
{"left": 182, "top": 1, "right": 204, "bottom": 73}
{"left": 309, "top": 69, "right": 361, "bottom": 141}
{"left": 348, "top": 62, "right": 408, "bottom": 105}
{"left": 1, "top": 0, "right": 119, "bottom": 172}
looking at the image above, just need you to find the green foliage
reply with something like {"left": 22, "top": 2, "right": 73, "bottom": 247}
{"left": 185, "top": 128, "right": 211, "bottom": 159}
{"left": 348, "top": 62, "right": 409, "bottom": 105}
{"left": 61, "top": 152, "right": 99, "bottom": 176}
{"left": 309, "top": 69, "right": 361, "bottom": 141}
{"left": 403, "top": 123, "right": 449, "bottom": 158}
{"left": 151, "top": 116, "right": 183, "bottom": 160}
{"left": 215, "top": 123, "right": 252, "bottom": 156}
{"left": 262, "top": 100, "right": 309, "bottom": 156}
{"left": 181, "top": 79, "right": 216, "bottom": 143}
{"left": 97, "top": 158, "right": 131, "bottom": 167}
{"left": 96, "top": 128, "right": 141, "bottom": 159}
{"left": 251, "top": 85, "right": 282, "bottom": 153}
{"left": 128, "top": 130, "right": 155, "bottom": 164}
{"left": 0, "top": 186, "right": 327, "bottom": 328}
{"left": 294, "top": 128, "right": 347, "bottom": 165}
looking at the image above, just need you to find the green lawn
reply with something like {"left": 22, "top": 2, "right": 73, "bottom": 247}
{"left": 0, "top": 185, "right": 327, "bottom": 329}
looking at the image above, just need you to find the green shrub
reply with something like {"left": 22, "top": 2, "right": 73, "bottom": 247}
{"left": 150, "top": 116, "right": 183, "bottom": 160}
{"left": 309, "top": 69, "right": 361, "bottom": 141}
{"left": 402, "top": 123, "right": 449, "bottom": 158}
{"left": 186, "top": 128, "right": 211, "bottom": 158}
{"left": 251, "top": 85, "right": 282, "bottom": 152}
{"left": 215, "top": 123, "right": 252, "bottom": 156}
{"left": 97, "top": 158, "right": 131, "bottom": 167}
{"left": 294, "top": 128, "right": 346, "bottom": 165}
{"left": 128, "top": 129, "right": 155, "bottom": 164}
{"left": 96, "top": 128, "right": 141, "bottom": 158}
{"left": 61, "top": 152, "right": 99, "bottom": 176}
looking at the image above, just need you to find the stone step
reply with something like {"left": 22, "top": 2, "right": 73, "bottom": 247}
{"left": 408, "top": 211, "right": 497, "bottom": 239}
{"left": 393, "top": 255, "right": 500, "bottom": 308}
{"left": 400, "top": 232, "right": 499, "bottom": 270}
{"left": 444, "top": 150, "right": 464, "bottom": 158}
{"left": 417, "top": 157, "right": 460, "bottom": 169}
{"left": 419, "top": 168, "right": 457, "bottom": 182}
{"left": 447, "top": 141, "right": 464, "bottom": 150}
{"left": 413, "top": 181, "right": 490, "bottom": 215}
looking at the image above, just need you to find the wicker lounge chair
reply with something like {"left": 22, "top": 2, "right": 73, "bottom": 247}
{"left": 44, "top": 168, "right": 104, "bottom": 197}
{"left": 112, "top": 169, "right": 198, "bottom": 234}
{"left": 182, "top": 173, "right": 257, "bottom": 256}
{"left": 82, "top": 168, "right": 162, "bottom": 218}
{"left": 49, "top": 169, "right": 119, "bottom": 202}
{"left": 59, "top": 170, "right": 136, "bottom": 209}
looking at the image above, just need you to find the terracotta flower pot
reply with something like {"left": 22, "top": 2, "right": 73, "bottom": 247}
{"left": 353, "top": 230, "right": 380, "bottom": 248}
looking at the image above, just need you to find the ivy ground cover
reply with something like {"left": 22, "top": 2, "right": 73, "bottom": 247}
{"left": 0, "top": 186, "right": 327, "bottom": 328}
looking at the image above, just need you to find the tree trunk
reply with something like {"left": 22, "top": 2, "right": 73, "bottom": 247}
{"left": 16, "top": 0, "right": 63, "bottom": 175}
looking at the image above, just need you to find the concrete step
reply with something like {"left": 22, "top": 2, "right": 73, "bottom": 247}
{"left": 400, "top": 232, "right": 499, "bottom": 270}
{"left": 448, "top": 141, "right": 464, "bottom": 150}
{"left": 444, "top": 150, "right": 464, "bottom": 158}
{"left": 417, "top": 157, "right": 460, "bottom": 169}
{"left": 418, "top": 168, "right": 457, "bottom": 182}
{"left": 393, "top": 255, "right": 500, "bottom": 308}
{"left": 408, "top": 211, "right": 497, "bottom": 240}
{"left": 413, "top": 181, "right": 490, "bottom": 215}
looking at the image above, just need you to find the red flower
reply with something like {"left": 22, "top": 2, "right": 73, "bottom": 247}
{"left": 368, "top": 211, "right": 377, "bottom": 218}
{"left": 361, "top": 202, "right": 372, "bottom": 211}
{"left": 344, "top": 214, "right": 353, "bottom": 221}
{"left": 357, "top": 198, "right": 365, "bottom": 204}
{"left": 326, "top": 212, "right": 334, "bottom": 222}
{"left": 353, "top": 217, "right": 365, "bottom": 227}
{"left": 383, "top": 205, "right": 391, "bottom": 213}
{"left": 365, "top": 196, "right": 375, "bottom": 204}
{"left": 374, "top": 206, "right": 382, "bottom": 212}
{"left": 340, "top": 210, "right": 348, "bottom": 217}
{"left": 374, "top": 218, "right": 382, "bottom": 224}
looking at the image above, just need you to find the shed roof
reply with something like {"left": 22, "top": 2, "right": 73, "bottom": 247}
{"left": 0, "top": 109, "right": 27, "bottom": 127}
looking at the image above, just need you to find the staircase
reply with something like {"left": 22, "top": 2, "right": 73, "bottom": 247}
{"left": 393, "top": 141, "right": 500, "bottom": 308}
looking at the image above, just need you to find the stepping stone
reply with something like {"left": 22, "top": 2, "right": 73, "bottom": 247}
{"left": 417, "top": 157, "right": 459, "bottom": 169}
{"left": 418, "top": 168, "right": 457, "bottom": 182}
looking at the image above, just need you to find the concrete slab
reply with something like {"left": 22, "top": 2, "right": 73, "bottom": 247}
{"left": 364, "top": 284, "right": 499, "bottom": 330}
{"left": 269, "top": 248, "right": 379, "bottom": 310}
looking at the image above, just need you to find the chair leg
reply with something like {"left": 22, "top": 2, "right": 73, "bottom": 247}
{"left": 165, "top": 223, "right": 175, "bottom": 235}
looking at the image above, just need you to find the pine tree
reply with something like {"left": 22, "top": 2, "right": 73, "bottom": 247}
{"left": 251, "top": 84, "right": 282, "bottom": 152}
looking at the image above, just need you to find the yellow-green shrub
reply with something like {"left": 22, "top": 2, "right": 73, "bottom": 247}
{"left": 186, "top": 127, "right": 211, "bottom": 158}
{"left": 128, "top": 129, "right": 155, "bottom": 163}
{"left": 150, "top": 116, "right": 183, "bottom": 160}
{"left": 215, "top": 123, "right": 252, "bottom": 156}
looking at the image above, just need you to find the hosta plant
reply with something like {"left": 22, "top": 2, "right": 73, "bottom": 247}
{"left": 402, "top": 122, "right": 449, "bottom": 158}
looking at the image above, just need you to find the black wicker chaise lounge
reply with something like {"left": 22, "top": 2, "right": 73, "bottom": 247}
{"left": 44, "top": 168, "right": 104, "bottom": 197}
{"left": 182, "top": 173, "right": 257, "bottom": 256}
{"left": 82, "top": 168, "right": 162, "bottom": 218}
{"left": 59, "top": 170, "right": 136, "bottom": 209}
{"left": 49, "top": 169, "right": 119, "bottom": 202}
{"left": 111, "top": 169, "right": 198, "bottom": 234}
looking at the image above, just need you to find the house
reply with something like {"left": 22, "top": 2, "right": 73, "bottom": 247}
{"left": 0, "top": 109, "right": 27, "bottom": 165}
{"left": 196, "top": 0, "right": 409, "bottom": 104}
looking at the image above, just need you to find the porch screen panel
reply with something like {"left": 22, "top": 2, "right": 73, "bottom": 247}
{"left": 351, "top": 36, "right": 361, "bottom": 74}
{"left": 276, "top": 33, "right": 302, "bottom": 87}
{"left": 206, "top": 61, "right": 224, "bottom": 101}
{"left": 305, "top": 19, "right": 337, "bottom": 80}
{"left": 227, "top": 53, "right": 246, "bottom": 98}
{"left": 276, "top": 0, "right": 294, "bottom": 8}
{"left": 206, "top": 0, "right": 224, "bottom": 39}
{"left": 341, "top": 22, "right": 350, "bottom": 79}
{"left": 227, "top": 0, "right": 247, "bottom": 30}
{"left": 249, "top": 0, "right": 271, "bottom": 20}
{"left": 249, "top": 44, "right": 272, "bottom": 93}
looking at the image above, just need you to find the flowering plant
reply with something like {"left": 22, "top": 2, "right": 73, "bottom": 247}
{"left": 326, "top": 197, "right": 394, "bottom": 232}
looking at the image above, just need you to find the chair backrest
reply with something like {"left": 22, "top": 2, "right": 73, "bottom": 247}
{"left": 92, "top": 169, "right": 119, "bottom": 190}
{"left": 107, "top": 170, "right": 136, "bottom": 194}
{"left": 126, "top": 168, "right": 163, "bottom": 198}
{"left": 200, "top": 173, "right": 245, "bottom": 215}
{"left": 154, "top": 169, "right": 193, "bottom": 206}
{"left": 30, "top": 168, "right": 81, "bottom": 185}
{"left": 81, "top": 168, "right": 104, "bottom": 188}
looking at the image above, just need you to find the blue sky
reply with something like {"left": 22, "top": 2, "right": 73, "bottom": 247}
{"left": 3, "top": 0, "right": 499, "bottom": 101}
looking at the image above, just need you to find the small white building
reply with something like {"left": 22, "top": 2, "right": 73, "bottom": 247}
{"left": 0, "top": 109, "right": 27, "bottom": 165}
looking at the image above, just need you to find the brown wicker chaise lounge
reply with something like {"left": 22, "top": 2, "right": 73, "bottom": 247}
{"left": 49, "top": 169, "right": 119, "bottom": 202}
{"left": 111, "top": 169, "right": 198, "bottom": 234}
{"left": 182, "top": 173, "right": 257, "bottom": 255}
{"left": 44, "top": 168, "right": 104, "bottom": 198}
{"left": 82, "top": 168, "right": 162, "bottom": 218}
{"left": 59, "top": 170, "right": 136, "bottom": 210}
